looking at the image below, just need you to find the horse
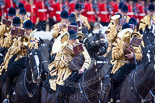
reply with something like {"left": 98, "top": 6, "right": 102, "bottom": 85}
{"left": 0, "top": 48, "right": 8, "bottom": 65}
{"left": 33, "top": 29, "right": 53, "bottom": 41}
{"left": 38, "top": 38, "right": 53, "bottom": 73}
{"left": 140, "top": 42, "right": 155, "bottom": 64}
{"left": 101, "top": 43, "right": 155, "bottom": 103}
{"left": 41, "top": 57, "right": 109, "bottom": 103}
{"left": 139, "top": 23, "right": 155, "bottom": 47}
{"left": 0, "top": 49, "right": 43, "bottom": 103}
{"left": 41, "top": 34, "right": 109, "bottom": 103}
{"left": 87, "top": 23, "right": 112, "bottom": 66}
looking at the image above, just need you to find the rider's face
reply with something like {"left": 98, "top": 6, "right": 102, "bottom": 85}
{"left": 20, "top": 14, "right": 26, "bottom": 20}
{"left": 69, "top": 39, "right": 77, "bottom": 46}
{"left": 61, "top": 18, "right": 68, "bottom": 23}
{"left": 8, "top": 15, "right": 15, "bottom": 21}
{"left": 13, "top": 25, "right": 21, "bottom": 30}
{"left": 24, "top": 28, "right": 32, "bottom": 35}
{"left": 75, "top": 10, "right": 81, "bottom": 15}
{"left": 148, "top": 11, "right": 155, "bottom": 16}
{"left": 122, "top": 12, "right": 128, "bottom": 17}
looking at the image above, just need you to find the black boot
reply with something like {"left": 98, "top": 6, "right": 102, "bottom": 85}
{"left": 56, "top": 91, "right": 65, "bottom": 103}
{"left": 56, "top": 85, "right": 65, "bottom": 103}
{"left": 3, "top": 77, "right": 12, "bottom": 103}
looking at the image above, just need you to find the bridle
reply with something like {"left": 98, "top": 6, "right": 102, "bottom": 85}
{"left": 129, "top": 62, "right": 155, "bottom": 103}
{"left": 29, "top": 51, "right": 42, "bottom": 81}
{"left": 22, "top": 50, "right": 42, "bottom": 97}
{"left": 79, "top": 58, "right": 108, "bottom": 103}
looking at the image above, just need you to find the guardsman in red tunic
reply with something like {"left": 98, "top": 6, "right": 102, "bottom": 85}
{"left": 0, "top": 0, "right": 5, "bottom": 21}
{"left": 24, "top": 2, "right": 31, "bottom": 18}
{"left": 46, "top": 0, "right": 56, "bottom": 30}
{"left": 53, "top": 0, "right": 63, "bottom": 23}
{"left": 19, "top": 0, "right": 28, "bottom": 6}
{"left": 110, "top": 0, "right": 116, "bottom": 15}
{"left": 36, "top": 0, "right": 48, "bottom": 31}
{"left": 25, "top": 0, "right": 37, "bottom": 30}
{"left": 137, "top": 0, "right": 146, "bottom": 21}
{"left": 68, "top": 0, "right": 78, "bottom": 15}
{"left": 53, "top": 0, "right": 66, "bottom": 23}
{"left": 126, "top": 0, "right": 134, "bottom": 18}
{"left": 83, "top": 0, "right": 96, "bottom": 26}
{"left": 98, "top": 0, "right": 110, "bottom": 26}
{"left": 112, "top": 0, "right": 121, "bottom": 15}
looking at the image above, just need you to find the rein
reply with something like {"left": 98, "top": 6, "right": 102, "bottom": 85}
{"left": 22, "top": 50, "right": 41, "bottom": 98}
{"left": 129, "top": 62, "right": 154, "bottom": 102}
{"left": 22, "top": 69, "right": 38, "bottom": 98}
{"left": 79, "top": 59, "right": 108, "bottom": 103}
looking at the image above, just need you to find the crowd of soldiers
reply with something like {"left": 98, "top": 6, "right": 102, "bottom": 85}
{"left": 0, "top": 0, "right": 154, "bottom": 103}
{"left": 0, "top": 0, "right": 155, "bottom": 31}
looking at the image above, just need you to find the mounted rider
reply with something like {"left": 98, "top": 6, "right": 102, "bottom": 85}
{"left": 68, "top": 13, "right": 86, "bottom": 42}
{"left": 2, "top": 17, "right": 21, "bottom": 49}
{"left": 120, "top": 4, "right": 130, "bottom": 23}
{"left": 139, "top": 3, "right": 155, "bottom": 32}
{"left": 73, "top": 3, "right": 91, "bottom": 31}
{"left": 16, "top": 3, "right": 24, "bottom": 17}
{"left": 1, "top": 20, "right": 38, "bottom": 103}
{"left": 18, "top": 7, "right": 30, "bottom": 25}
{"left": 48, "top": 29, "right": 91, "bottom": 103}
{"left": 109, "top": 23, "right": 142, "bottom": 102}
{"left": 128, "top": 17, "right": 145, "bottom": 47}
{"left": 0, "top": 7, "right": 16, "bottom": 49}
{"left": 52, "top": 10, "right": 69, "bottom": 40}
{"left": 104, "top": 13, "right": 122, "bottom": 57}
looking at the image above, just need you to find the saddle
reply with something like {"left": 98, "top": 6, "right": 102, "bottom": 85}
{"left": 59, "top": 72, "right": 83, "bottom": 94}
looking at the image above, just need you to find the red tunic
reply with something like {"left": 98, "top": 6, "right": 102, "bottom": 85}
{"left": 98, "top": 2, "right": 110, "bottom": 22}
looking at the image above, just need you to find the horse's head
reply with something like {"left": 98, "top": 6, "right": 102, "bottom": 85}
{"left": 92, "top": 30, "right": 108, "bottom": 55}
{"left": 27, "top": 49, "right": 42, "bottom": 83}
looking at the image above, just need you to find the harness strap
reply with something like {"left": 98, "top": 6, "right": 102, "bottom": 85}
{"left": 22, "top": 70, "right": 37, "bottom": 98}
{"left": 79, "top": 73, "right": 90, "bottom": 103}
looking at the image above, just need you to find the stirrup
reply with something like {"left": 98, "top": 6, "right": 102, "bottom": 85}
{"left": 110, "top": 98, "right": 114, "bottom": 103}
{"left": 116, "top": 100, "right": 120, "bottom": 103}
{"left": 2, "top": 98, "right": 10, "bottom": 103}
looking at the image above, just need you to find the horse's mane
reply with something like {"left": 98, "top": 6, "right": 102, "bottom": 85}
{"left": 143, "top": 42, "right": 155, "bottom": 53}
{"left": 7, "top": 56, "right": 27, "bottom": 78}
{"left": 133, "top": 60, "right": 155, "bottom": 77}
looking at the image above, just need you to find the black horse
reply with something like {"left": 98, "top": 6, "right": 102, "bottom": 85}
{"left": 101, "top": 43, "right": 155, "bottom": 103}
{"left": 0, "top": 49, "right": 42, "bottom": 103}
{"left": 41, "top": 32, "right": 109, "bottom": 103}
{"left": 0, "top": 48, "right": 8, "bottom": 65}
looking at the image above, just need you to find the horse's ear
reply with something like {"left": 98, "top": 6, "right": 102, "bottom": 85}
{"left": 39, "top": 37, "right": 43, "bottom": 44}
